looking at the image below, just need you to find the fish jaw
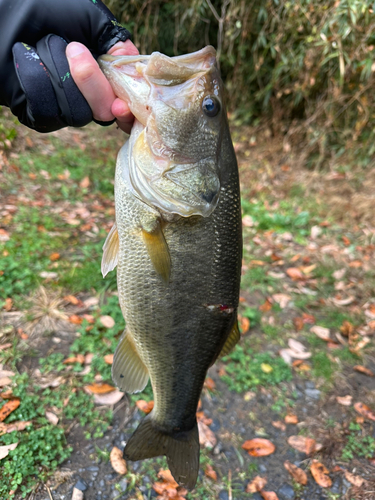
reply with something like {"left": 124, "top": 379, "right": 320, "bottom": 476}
{"left": 99, "top": 47, "right": 224, "bottom": 218}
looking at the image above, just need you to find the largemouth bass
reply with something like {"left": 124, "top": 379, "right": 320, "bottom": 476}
{"left": 99, "top": 46, "right": 242, "bottom": 489}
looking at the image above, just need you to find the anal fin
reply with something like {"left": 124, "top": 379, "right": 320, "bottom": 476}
{"left": 219, "top": 321, "right": 240, "bottom": 358}
{"left": 101, "top": 223, "right": 119, "bottom": 278}
{"left": 142, "top": 220, "right": 171, "bottom": 282}
{"left": 112, "top": 330, "right": 149, "bottom": 393}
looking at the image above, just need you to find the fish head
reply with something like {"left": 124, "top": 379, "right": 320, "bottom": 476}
{"left": 99, "top": 47, "right": 226, "bottom": 217}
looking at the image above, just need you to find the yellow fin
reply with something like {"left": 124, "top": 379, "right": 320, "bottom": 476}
{"left": 101, "top": 223, "right": 119, "bottom": 278}
{"left": 219, "top": 321, "right": 240, "bottom": 358}
{"left": 142, "top": 221, "right": 171, "bottom": 282}
{"left": 112, "top": 331, "right": 149, "bottom": 393}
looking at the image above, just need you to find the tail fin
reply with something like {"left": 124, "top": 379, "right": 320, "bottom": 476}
{"left": 124, "top": 414, "right": 199, "bottom": 489}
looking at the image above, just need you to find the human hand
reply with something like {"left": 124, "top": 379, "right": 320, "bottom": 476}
{"left": 66, "top": 39, "right": 139, "bottom": 134}
{"left": 0, "top": 0, "right": 133, "bottom": 132}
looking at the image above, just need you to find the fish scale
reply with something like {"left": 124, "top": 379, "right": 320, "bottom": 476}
{"left": 99, "top": 46, "right": 242, "bottom": 489}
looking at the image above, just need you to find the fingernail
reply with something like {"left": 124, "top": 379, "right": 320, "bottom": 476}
{"left": 66, "top": 42, "right": 86, "bottom": 59}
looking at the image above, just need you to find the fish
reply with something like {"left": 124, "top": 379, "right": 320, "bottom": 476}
{"left": 98, "top": 46, "right": 242, "bottom": 489}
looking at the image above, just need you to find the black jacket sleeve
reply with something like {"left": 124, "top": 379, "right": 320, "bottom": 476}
{"left": 0, "top": 0, "right": 131, "bottom": 132}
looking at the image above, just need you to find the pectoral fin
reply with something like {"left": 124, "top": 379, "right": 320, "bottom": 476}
{"left": 101, "top": 223, "right": 119, "bottom": 278}
{"left": 142, "top": 221, "right": 171, "bottom": 282}
{"left": 112, "top": 330, "right": 149, "bottom": 393}
{"left": 219, "top": 321, "right": 240, "bottom": 358}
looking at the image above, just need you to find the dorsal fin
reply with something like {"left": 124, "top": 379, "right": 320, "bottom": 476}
{"left": 101, "top": 223, "right": 119, "bottom": 278}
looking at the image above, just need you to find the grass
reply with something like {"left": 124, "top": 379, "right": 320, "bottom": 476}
{"left": 341, "top": 422, "right": 375, "bottom": 461}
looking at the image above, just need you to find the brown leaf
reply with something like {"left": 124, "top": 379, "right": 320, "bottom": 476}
{"left": 3, "top": 298, "right": 13, "bottom": 311}
{"left": 242, "top": 438, "right": 276, "bottom": 457}
{"left": 336, "top": 395, "right": 353, "bottom": 406}
{"left": 79, "top": 176, "right": 90, "bottom": 188}
{"left": 110, "top": 446, "right": 127, "bottom": 475}
{"left": 285, "top": 414, "right": 298, "bottom": 424}
{"left": 45, "top": 411, "right": 59, "bottom": 425}
{"left": 0, "top": 343, "right": 12, "bottom": 351}
{"left": 286, "top": 268, "right": 304, "bottom": 280}
{"left": 0, "top": 377, "right": 12, "bottom": 387}
{"left": 63, "top": 354, "right": 85, "bottom": 364}
{"left": 135, "top": 400, "right": 154, "bottom": 414}
{"left": 63, "top": 294, "right": 80, "bottom": 305}
{"left": 198, "top": 420, "right": 217, "bottom": 448}
{"left": 340, "top": 321, "right": 354, "bottom": 337}
{"left": 246, "top": 475, "right": 267, "bottom": 493}
{"left": 0, "top": 399, "right": 20, "bottom": 422}
{"left": 196, "top": 411, "right": 212, "bottom": 426}
{"left": 204, "top": 377, "right": 216, "bottom": 391}
{"left": 354, "top": 365, "right": 374, "bottom": 377}
{"left": 354, "top": 402, "right": 375, "bottom": 421}
{"left": 93, "top": 390, "right": 124, "bottom": 406}
{"left": 259, "top": 299, "right": 273, "bottom": 312}
{"left": 310, "top": 460, "right": 332, "bottom": 488}
{"left": 260, "top": 492, "right": 279, "bottom": 500}
{"left": 287, "top": 435, "right": 322, "bottom": 455}
{"left": 0, "top": 442, "right": 18, "bottom": 460}
{"left": 344, "top": 470, "right": 365, "bottom": 487}
{"left": 99, "top": 315, "right": 115, "bottom": 328}
{"left": 293, "top": 317, "right": 304, "bottom": 331}
{"left": 104, "top": 354, "right": 114, "bottom": 365}
{"left": 284, "top": 461, "right": 308, "bottom": 485}
{"left": 239, "top": 315, "right": 250, "bottom": 333}
{"left": 310, "top": 325, "right": 330, "bottom": 341}
{"left": 49, "top": 252, "right": 60, "bottom": 261}
{"left": 204, "top": 464, "right": 217, "bottom": 481}
{"left": 85, "top": 383, "right": 115, "bottom": 394}
{"left": 157, "top": 469, "right": 179, "bottom": 486}
{"left": 68, "top": 314, "right": 83, "bottom": 325}
{"left": 0, "top": 421, "right": 31, "bottom": 435}
{"left": 302, "top": 313, "right": 316, "bottom": 324}
{"left": 272, "top": 420, "right": 286, "bottom": 431}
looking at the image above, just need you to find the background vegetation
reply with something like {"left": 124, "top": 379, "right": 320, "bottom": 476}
{"left": 105, "top": 0, "right": 375, "bottom": 166}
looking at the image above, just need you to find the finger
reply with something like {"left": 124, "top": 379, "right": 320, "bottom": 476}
{"left": 112, "top": 98, "right": 134, "bottom": 134}
{"left": 66, "top": 42, "right": 115, "bottom": 122}
{"left": 108, "top": 40, "right": 139, "bottom": 56}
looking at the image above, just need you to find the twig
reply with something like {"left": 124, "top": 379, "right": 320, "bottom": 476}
{"left": 45, "top": 485, "right": 54, "bottom": 500}
{"left": 205, "top": 0, "right": 231, "bottom": 69}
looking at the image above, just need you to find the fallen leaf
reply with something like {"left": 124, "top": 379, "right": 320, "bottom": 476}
{"left": 336, "top": 395, "right": 352, "bottom": 406}
{"left": 310, "top": 460, "right": 332, "bottom": 488}
{"left": 0, "top": 377, "right": 12, "bottom": 387}
{"left": 63, "top": 294, "right": 80, "bottom": 305}
{"left": 246, "top": 475, "right": 267, "bottom": 493}
{"left": 285, "top": 414, "right": 298, "bottom": 424}
{"left": 204, "top": 377, "right": 215, "bottom": 391}
{"left": 333, "top": 268, "right": 346, "bottom": 280}
{"left": 354, "top": 365, "right": 374, "bottom": 377}
{"left": 260, "top": 492, "right": 279, "bottom": 500}
{"left": 80, "top": 176, "right": 90, "bottom": 188}
{"left": 63, "top": 354, "right": 85, "bottom": 364}
{"left": 110, "top": 446, "right": 127, "bottom": 475}
{"left": 344, "top": 470, "right": 365, "bottom": 487}
{"left": 3, "top": 298, "right": 12, "bottom": 311}
{"left": 85, "top": 383, "right": 115, "bottom": 394}
{"left": 0, "top": 442, "right": 18, "bottom": 460}
{"left": 293, "top": 317, "right": 304, "bottom": 331}
{"left": 93, "top": 390, "right": 124, "bottom": 406}
{"left": 45, "top": 411, "right": 59, "bottom": 425}
{"left": 310, "top": 325, "right": 330, "bottom": 341}
{"left": 349, "top": 260, "right": 362, "bottom": 268}
{"left": 157, "top": 469, "right": 178, "bottom": 485}
{"left": 332, "top": 296, "right": 355, "bottom": 306}
{"left": 68, "top": 315, "right": 83, "bottom": 325}
{"left": 39, "top": 271, "right": 58, "bottom": 279}
{"left": 242, "top": 215, "right": 254, "bottom": 227}
{"left": 104, "top": 354, "right": 114, "bottom": 365}
{"left": 242, "top": 438, "right": 275, "bottom": 457}
{"left": 340, "top": 321, "right": 354, "bottom": 337}
{"left": 0, "top": 421, "right": 31, "bottom": 435}
{"left": 271, "top": 421, "right": 286, "bottom": 431}
{"left": 135, "top": 400, "right": 154, "bottom": 414}
{"left": 354, "top": 402, "right": 375, "bottom": 421}
{"left": 259, "top": 299, "right": 272, "bottom": 312}
{"left": 261, "top": 363, "right": 273, "bottom": 373}
{"left": 204, "top": 464, "right": 217, "bottom": 481}
{"left": 0, "top": 399, "right": 20, "bottom": 422}
{"left": 100, "top": 315, "right": 115, "bottom": 328}
{"left": 239, "top": 316, "right": 250, "bottom": 333}
{"left": 0, "top": 343, "right": 12, "bottom": 351}
{"left": 71, "top": 487, "right": 84, "bottom": 500}
{"left": 49, "top": 252, "right": 60, "bottom": 261}
{"left": 284, "top": 461, "right": 308, "bottom": 485}
{"left": 287, "top": 435, "right": 322, "bottom": 454}
{"left": 198, "top": 420, "right": 217, "bottom": 448}
{"left": 286, "top": 268, "right": 304, "bottom": 280}
{"left": 302, "top": 313, "right": 316, "bottom": 324}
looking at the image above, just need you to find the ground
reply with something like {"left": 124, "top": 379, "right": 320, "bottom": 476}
{"left": 0, "top": 108, "right": 374, "bottom": 500}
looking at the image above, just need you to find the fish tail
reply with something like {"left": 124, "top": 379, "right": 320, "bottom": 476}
{"left": 124, "top": 414, "right": 199, "bottom": 489}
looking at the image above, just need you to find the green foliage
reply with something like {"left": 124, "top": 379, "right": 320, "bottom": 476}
{"left": 221, "top": 342, "right": 292, "bottom": 392}
{"left": 104, "top": 0, "right": 375, "bottom": 161}
{"left": 311, "top": 351, "right": 335, "bottom": 380}
{"left": 342, "top": 422, "right": 375, "bottom": 460}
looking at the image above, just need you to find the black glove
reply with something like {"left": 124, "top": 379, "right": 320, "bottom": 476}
{"left": 0, "top": 0, "right": 131, "bottom": 132}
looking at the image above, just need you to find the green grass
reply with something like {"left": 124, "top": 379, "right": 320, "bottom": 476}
{"left": 341, "top": 422, "right": 375, "bottom": 461}
{"left": 221, "top": 341, "right": 292, "bottom": 392}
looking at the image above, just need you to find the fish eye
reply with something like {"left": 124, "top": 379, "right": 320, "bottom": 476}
{"left": 202, "top": 95, "right": 220, "bottom": 117}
